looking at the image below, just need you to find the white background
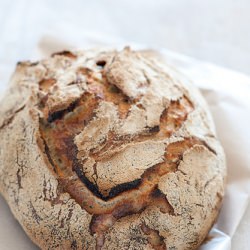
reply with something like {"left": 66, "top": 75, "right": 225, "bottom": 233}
{"left": 0, "top": 1, "right": 250, "bottom": 249}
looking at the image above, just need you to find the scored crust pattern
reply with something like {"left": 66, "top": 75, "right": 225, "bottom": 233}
{"left": 0, "top": 48, "right": 226, "bottom": 250}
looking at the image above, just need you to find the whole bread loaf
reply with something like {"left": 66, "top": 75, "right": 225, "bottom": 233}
{"left": 0, "top": 47, "right": 226, "bottom": 250}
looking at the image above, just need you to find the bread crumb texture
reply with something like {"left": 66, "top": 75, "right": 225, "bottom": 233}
{"left": 0, "top": 48, "right": 226, "bottom": 250}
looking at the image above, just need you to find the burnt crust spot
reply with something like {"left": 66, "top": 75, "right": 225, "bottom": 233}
{"left": 73, "top": 157, "right": 106, "bottom": 200}
{"left": 108, "top": 179, "right": 142, "bottom": 199}
{"left": 47, "top": 99, "right": 79, "bottom": 123}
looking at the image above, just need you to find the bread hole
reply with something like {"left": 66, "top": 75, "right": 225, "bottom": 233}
{"left": 96, "top": 60, "right": 106, "bottom": 69}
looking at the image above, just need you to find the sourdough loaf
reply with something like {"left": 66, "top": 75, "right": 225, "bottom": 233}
{"left": 0, "top": 47, "right": 226, "bottom": 250}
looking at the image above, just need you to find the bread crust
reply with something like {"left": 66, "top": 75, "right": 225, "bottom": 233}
{"left": 0, "top": 48, "right": 226, "bottom": 250}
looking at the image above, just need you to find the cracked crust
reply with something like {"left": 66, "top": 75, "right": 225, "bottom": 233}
{"left": 0, "top": 47, "right": 226, "bottom": 250}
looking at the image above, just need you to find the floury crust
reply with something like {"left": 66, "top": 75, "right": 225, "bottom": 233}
{"left": 0, "top": 48, "right": 226, "bottom": 250}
